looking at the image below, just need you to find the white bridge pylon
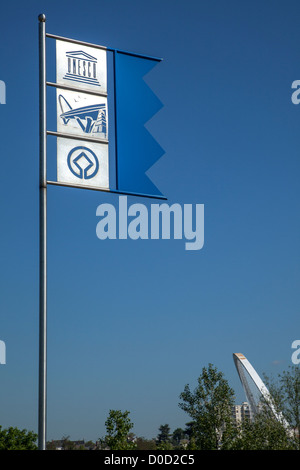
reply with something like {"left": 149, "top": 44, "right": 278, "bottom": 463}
{"left": 233, "top": 353, "right": 288, "bottom": 428}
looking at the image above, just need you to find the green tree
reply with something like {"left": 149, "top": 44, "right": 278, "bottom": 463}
{"left": 183, "top": 422, "right": 198, "bottom": 450}
{"left": 156, "top": 424, "right": 171, "bottom": 444}
{"left": 232, "top": 412, "right": 293, "bottom": 450}
{"left": 179, "top": 363, "right": 237, "bottom": 450}
{"left": 230, "top": 365, "right": 300, "bottom": 450}
{"left": 0, "top": 426, "right": 37, "bottom": 450}
{"left": 135, "top": 437, "right": 157, "bottom": 450}
{"left": 101, "top": 410, "right": 136, "bottom": 450}
{"left": 249, "top": 365, "right": 300, "bottom": 450}
{"left": 156, "top": 424, "right": 173, "bottom": 450}
{"left": 156, "top": 424, "right": 174, "bottom": 449}
{"left": 60, "top": 435, "right": 75, "bottom": 450}
{"left": 267, "top": 365, "right": 300, "bottom": 449}
{"left": 172, "top": 427, "right": 185, "bottom": 447}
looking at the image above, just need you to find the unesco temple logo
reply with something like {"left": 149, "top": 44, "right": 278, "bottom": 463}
{"left": 63, "top": 50, "right": 100, "bottom": 87}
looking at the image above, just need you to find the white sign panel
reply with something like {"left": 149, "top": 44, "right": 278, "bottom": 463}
{"left": 56, "top": 40, "right": 107, "bottom": 93}
{"left": 57, "top": 137, "right": 109, "bottom": 189}
{"left": 56, "top": 89, "right": 108, "bottom": 140}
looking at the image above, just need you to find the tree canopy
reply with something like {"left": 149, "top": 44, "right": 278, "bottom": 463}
{"left": 5, "top": 363, "right": 298, "bottom": 451}
{"left": 0, "top": 426, "right": 37, "bottom": 450}
{"left": 100, "top": 409, "right": 136, "bottom": 450}
{"left": 179, "top": 363, "right": 237, "bottom": 449}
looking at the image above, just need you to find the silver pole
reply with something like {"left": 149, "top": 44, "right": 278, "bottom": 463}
{"left": 38, "top": 13, "right": 47, "bottom": 451}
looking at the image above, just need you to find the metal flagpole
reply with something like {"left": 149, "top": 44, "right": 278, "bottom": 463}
{"left": 38, "top": 13, "right": 47, "bottom": 451}
{"left": 36, "top": 16, "right": 164, "bottom": 451}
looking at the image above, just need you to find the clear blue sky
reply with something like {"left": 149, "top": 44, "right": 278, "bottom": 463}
{"left": 0, "top": 0, "right": 299, "bottom": 442}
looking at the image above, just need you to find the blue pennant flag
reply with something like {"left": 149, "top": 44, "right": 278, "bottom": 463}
{"left": 114, "top": 52, "right": 164, "bottom": 197}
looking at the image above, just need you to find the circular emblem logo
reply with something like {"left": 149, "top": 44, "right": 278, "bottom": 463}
{"left": 67, "top": 146, "right": 99, "bottom": 180}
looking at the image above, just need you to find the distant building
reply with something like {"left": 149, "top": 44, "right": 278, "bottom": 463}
{"left": 232, "top": 402, "right": 252, "bottom": 425}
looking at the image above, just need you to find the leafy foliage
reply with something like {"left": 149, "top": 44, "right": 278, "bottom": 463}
{"left": 156, "top": 424, "right": 171, "bottom": 447}
{"left": 179, "top": 363, "right": 237, "bottom": 449}
{"left": 0, "top": 426, "right": 37, "bottom": 450}
{"left": 231, "top": 412, "right": 293, "bottom": 450}
{"left": 262, "top": 365, "right": 300, "bottom": 449}
{"left": 135, "top": 437, "right": 156, "bottom": 450}
{"left": 172, "top": 427, "right": 186, "bottom": 447}
{"left": 101, "top": 410, "right": 136, "bottom": 450}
